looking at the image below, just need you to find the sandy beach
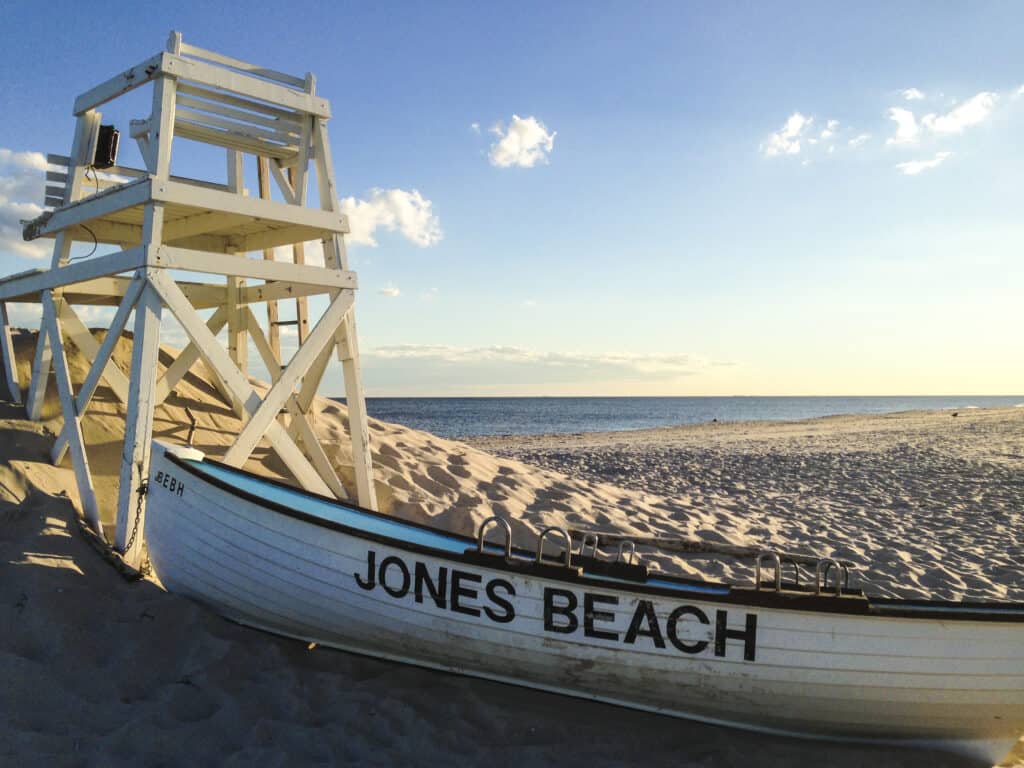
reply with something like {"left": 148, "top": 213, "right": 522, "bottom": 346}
{"left": 1, "top": 332, "right": 1021, "bottom": 766}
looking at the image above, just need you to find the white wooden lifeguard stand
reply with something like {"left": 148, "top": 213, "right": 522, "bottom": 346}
{"left": 0, "top": 32, "right": 377, "bottom": 568}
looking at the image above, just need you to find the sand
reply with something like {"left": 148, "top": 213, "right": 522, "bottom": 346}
{"left": 0, "top": 329, "right": 1021, "bottom": 766}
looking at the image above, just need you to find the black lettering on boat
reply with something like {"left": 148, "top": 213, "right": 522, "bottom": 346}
{"left": 667, "top": 605, "right": 710, "bottom": 654}
{"left": 484, "top": 578, "right": 515, "bottom": 623}
{"left": 451, "top": 570, "right": 482, "bottom": 617}
{"left": 414, "top": 561, "right": 447, "bottom": 609}
{"left": 584, "top": 593, "right": 619, "bottom": 641}
{"left": 544, "top": 587, "right": 578, "bottom": 634}
{"left": 624, "top": 599, "right": 665, "bottom": 648}
{"left": 715, "top": 610, "right": 757, "bottom": 662}
{"left": 380, "top": 556, "right": 411, "bottom": 598}
{"left": 355, "top": 550, "right": 376, "bottom": 590}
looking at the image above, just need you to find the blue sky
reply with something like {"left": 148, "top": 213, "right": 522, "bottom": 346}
{"left": 1, "top": 2, "right": 1021, "bottom": 395}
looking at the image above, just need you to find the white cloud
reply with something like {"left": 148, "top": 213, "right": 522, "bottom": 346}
{"left": 378, "top": 283, "right": 401, "bottom": 297}
{"left": 488, "top": 115, "right": 556, "bottom": 168}
{"left": 1016, "top": 85, "right": 1024, "bottom": 99}
{"left": 901, "top": 88, "right": 925, "bottom": 101}
{"left": 885, "top": 108, "right": 920, "bottom": 145}
{"left": 920, "top": 91, "right": 997, "bottom": 135}
{"left": 819, "top": 119, "right": 839, "bottom": 139}
{"left": 0, "top": 148, "right": 49, "bottom": 259}
{"left": 760, "top": 112, "right": 812, "bottom": 156}
{"left": 470, "top": 122, "right": 481, "bottom": 134}
{"left": 886, "top": 92, "right": 998, "bottom": 146}
{"left": 366, "top": 344, "right": 710, "bottom": 377}
{"left": 895, "top": 151, "right": 951, "bottom": 176}
{"left": 339, "top": 188, "right": 442, "bottom": 248}
{"left": 848, "top": 133, "right": 871, "bottom": 148}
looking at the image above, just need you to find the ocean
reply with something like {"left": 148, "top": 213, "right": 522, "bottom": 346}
{"left": 352, "top": 396, "right": 1024, "bottom": 439}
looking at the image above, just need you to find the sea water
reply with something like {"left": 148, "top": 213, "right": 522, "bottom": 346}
{"left": 343, "top": 396, "right": 1024, "bottom": 439}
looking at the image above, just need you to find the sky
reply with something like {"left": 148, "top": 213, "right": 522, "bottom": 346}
{"left": 0, "top": 1, "right": 1022, "bottom": 396}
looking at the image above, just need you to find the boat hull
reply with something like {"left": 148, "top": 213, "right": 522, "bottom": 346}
{"left": 144, "top": 445, "right": 1024, "bottom": 764}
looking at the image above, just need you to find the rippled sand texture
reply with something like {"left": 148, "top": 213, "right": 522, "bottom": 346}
{"left": 467, "top": 408, "right": 1024, "bottom": 601}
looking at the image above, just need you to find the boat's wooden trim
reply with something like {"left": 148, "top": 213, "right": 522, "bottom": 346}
{"left": 163, "top": 452, "right": 1024, "bottom": 621}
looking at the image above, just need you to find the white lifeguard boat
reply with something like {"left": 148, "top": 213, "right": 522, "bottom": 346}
{"left": 145, "top": 442, "right": 1024, "bottom": 766}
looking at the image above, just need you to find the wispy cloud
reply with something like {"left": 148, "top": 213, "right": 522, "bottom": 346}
{"left": 470, "top": 122, "right": 480, "bottom": 134}
{"left": 885, "top": 107, "right": 920, "bottom": 145}
{"left": 760, "top": 112, "right": 813, "bottom": 156}
{"left": 921, "top": 92, "right": 997, "bottom": 135}
{"left": 366, "top": 344, "right": 711, "bottom": 378}
{"left": 895, "top": 151, "right": 952, "bottom": 176}
{"left": 0, "top": 148, "right": 49, "bottom": 259}
{"left": 901, "top": 88, "right": 925, "bottom": 101}
{"left": 378, "top": 283, "right": 401, "bottom": 297}
{"left": 848, "top": 133, "right": 871, "bottom": 148}
{"left": 339, "top": 188, "right": 442, "bottom": 248}
{"left": 886, "top": 92, "right": 997, "bottom": 145}
{"left": 489, "top": 115, "right": 556, "bottom": 168}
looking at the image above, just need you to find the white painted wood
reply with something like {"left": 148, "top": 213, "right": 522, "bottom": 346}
{"left": 177, "top": 93, "right": 302, "bottom": 133}
{"left": 151, "top": 179, "right": 348, "bottom": 233}
{"left": 25, "top": 304, "right": 51, "bottom": 421}
{"left": 178, "top": 40, "right": 306, "bottom": 89}
{"left": 21, "top": 178, "right": 153, "bottom": 241}
{"left": 161, "top": 211, "right": 251, "bottom": 242}
{"left": 144, "top": 444, "right": 1024, "bottom": 767}
{"left": 176, "top": 82, "right": 303, "bottom": 124}
{"left": 149, "top": 270, "right": 331, "bottom": 495}
{"left": 115, "top": 281, "right": 163, "bottom": 567}
{"left": 73, "top": 52, "right": 166, "bottom": 115}
{"left": 256, "top": 158, "right": 282, "bottom": 364}
{"left": 0, "top": 249, "right": 147, "bottom": 301}
{"left": 42, "top": 292, "right": 102, "bottom": 534}
{"left": 268, "top": 158, "right": 296, "bottom": 204}
{"left": 160, "top": 53, "right": 331, "bottom": 118}
{"left": 149, "top": 75, "right": 177, "bottom": 180}
{"left": 52, "top": 278, "right": 144, "bottom": 464}
{"left": 150, "top": 246, "right": 356, "bottom": 287}
{"left": 223, "top": 291, "right": 354, "bottom": 466}
{"left": 338, "top": 311, "right": 377, "bottom": 510}
{"left": 176, "top": 107, "right": 299, "bottom": 145}
{"left": 0, "top": 303, "right": 21, "bottom": 403}
{"left": 284, "top": 396, "right": 349, "bottom": 499}
{"left": 247, "top": 307, "right": 347, "bottom": 499}
{"left": 56, "top": 302, "right": 130, "bottom": 403}
{"left": 154, "top": 306, "right": 228, "bottom": 406}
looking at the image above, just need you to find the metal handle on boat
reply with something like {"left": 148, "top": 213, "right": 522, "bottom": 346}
{"left": 822, "top": 560, "right": 850, "bottom": 591}
{"left": 537, "top": 527, "right": 573, "bottom": 568}
{"left": 816, "top": 558, "right": 843, "bottom": 596}
{"left": 579, "top": 532, "right": 599, "bottom": 559}
{"left": 616, "top": 541, "right": 636, "bottom": 565}
{"left": 781, "top": 557, "right": 801, "bottom": 587}
{"left": 477, "top": 516, "right": 513, "bottom": 561}
{"left": 756, "top": 552, "right": 782, "bottom": 592}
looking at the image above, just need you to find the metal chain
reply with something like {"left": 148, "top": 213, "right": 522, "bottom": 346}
{"left": 123, "top": 480, "right": 148, "bottom": 555}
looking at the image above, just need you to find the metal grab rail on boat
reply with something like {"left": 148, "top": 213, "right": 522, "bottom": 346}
{"left": 537, "top": 527, "right": 574, "bottom": 569}
{"left": 816, "top": 557, "right": 847, "bottom": 596}
{"left": 477, "top": 516, "right": 513, "bottom": 562}
{"left": 756, "top": 552, "right": 783, "bottom": 591}
{"left": 578, "top": 532, "right": 600, "bottom": 559}
{"left": 616, "top": 541, "right": 636, "bottom": 565}
{"left": 782, "top": 557, "right": 801, "bottom": 587}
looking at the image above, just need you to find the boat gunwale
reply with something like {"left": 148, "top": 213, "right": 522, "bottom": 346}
{"left": 159, "top": 449, "right": 1024, "bottom": 622}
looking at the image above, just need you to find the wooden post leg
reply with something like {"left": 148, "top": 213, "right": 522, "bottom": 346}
{"left": 42, "top": 292, "right": 102, "bottom": 535}
{"left": 25, "top": 303, "right": 52, "bottom": 420}
{"left": 1, "top": 302, "right": 22, "bottom": 404}
{"left": 339, "top": 311, "right": 377, "bottom": 510}
{"left": 115, "top": 281, "right": 163, "bottom": 567}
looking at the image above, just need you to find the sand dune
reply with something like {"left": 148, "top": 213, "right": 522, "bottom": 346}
{"left": 1, "top": 329, "right": 1021, "bottom": 766}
